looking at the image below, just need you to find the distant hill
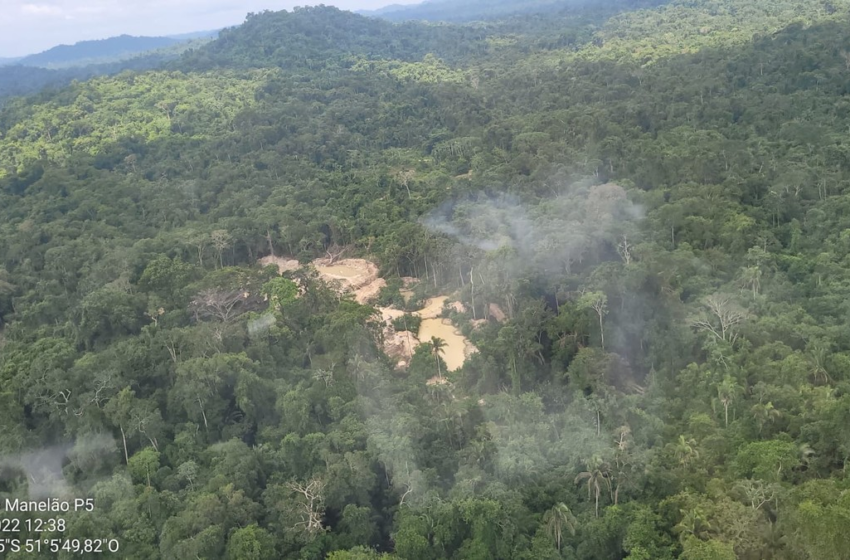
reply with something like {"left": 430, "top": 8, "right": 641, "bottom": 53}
{"left": 0, "top": 48, "right": 192, "bottom": 106}
{"left": 175, "top": 3, "right": 670, "bottom": 73}
{"left": 0, "top": 32, "right": 217, "bottom": 103}
{"left": 359, "top": 0, "right": 591, "bottom": 21}
{"left": 177, "top": 6, "right": 490, "bottom": 71}
{"left": 167, "top": 30, "right": 221, "bottom": 41}
{"left": 18, "top": 35, "right": 180, "bottom": 69}
{"left": 0, "top": 66, "right": 59, "bottom": 101}
{"left": 361, "top": 1, "right": 438, "bottom": 16}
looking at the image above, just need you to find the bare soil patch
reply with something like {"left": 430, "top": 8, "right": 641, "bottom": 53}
{"left": 258, "top": 256, "right": 478, "bottom": 371}
{"left": 258, "top": 255, "right": 300, "bottom": 274}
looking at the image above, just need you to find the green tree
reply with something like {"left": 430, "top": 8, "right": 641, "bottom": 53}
{"left": 673, "top": 509, "right": 712, "bottom": 544}
{"left": 575, "top": 457, "right": 611, "bottom": 517}
{"left": 542, "top": 502, "right": 577, "bottom": 551}
{"left": 681, "top": 536, "right": 736, "bottom": 560}
{"left": 578, "top": 291, "right": 608, "bottom": 350}
{"left": 326, "top": 547, "right": 388, "bottom": 560}
{"left": 431, "top": 336, "right": 447, "bottom": 379}
{"left": 138, "top": 255, "right": 196, "bottom": 304}
{"left": 103, "top": 387, "right": 136, "bottom": 464}
{"left": 127, "top": 447, "right": 161, "bottom": 487}
{"left": 226, "top": 524, "right": 275, "bottom": 560}
{"left": 750, "top": 401, "right": 780, "bottom": 434}
{"left": 674, "top": 435, "right": 700, "bottom": 467}
{"left": 713, "top": 375, "right": 743, "bottom": 428}
{"left": 261, "top": 276, "right": 298, "bottom": 311}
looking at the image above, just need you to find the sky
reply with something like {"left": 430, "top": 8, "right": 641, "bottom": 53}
{"left": 0, "top": 0, "right": 422, "bottom": 57}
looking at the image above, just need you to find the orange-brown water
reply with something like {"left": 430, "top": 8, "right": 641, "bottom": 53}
{"left": 418, "top": 318, "right": 472, "bottom": 372}
{"left": 415, "top": 296, "right": 448, "bottom": 319}
{"left": 316, "top": 264, "right": 363, "bottom": 280}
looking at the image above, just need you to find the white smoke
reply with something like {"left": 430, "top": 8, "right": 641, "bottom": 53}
{"left": 0, "top": 434, "right": 117, "bottom": 499}
{"left": 248, "top": 312, "right": 277, "bottom": 338}
{"left": 420, "top": 182, "right": 645, "bottom": 278}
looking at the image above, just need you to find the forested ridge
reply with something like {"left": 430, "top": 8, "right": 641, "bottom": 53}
{"left": 17, "top": 35, "right": 184, "bottom": 70}
{"left": 0, "top": 35, "right": 216, "bottom": 106}
{"left": 2, "top": 1, "right": 850, "bottom": 558}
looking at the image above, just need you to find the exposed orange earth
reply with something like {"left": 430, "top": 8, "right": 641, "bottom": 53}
{"left": 258, "top": 256, "right": 478, "bottom": 371}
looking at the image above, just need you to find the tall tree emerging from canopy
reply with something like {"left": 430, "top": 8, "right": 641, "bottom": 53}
{"left": 575, "top": 457, "right": 611, "bottom": 518}
{"left": 714, "top": 375, "right": 743, "bottom": 428}
{"left": 578, "top": 291, "right": 608, "bottom": 350}
{"left": 430, "top": 336, "right": 447, "bottom": 379}
{"left": 543, "top": 502, "right": 577, "bottom": 551}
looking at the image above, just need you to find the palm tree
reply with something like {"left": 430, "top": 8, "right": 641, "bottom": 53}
{"left": 673, "top": 508, "right": 711, "bottom": 544}
{"left": 799, "top": 444, "right": 816, "bottom": 468}
{"left": 612, "top": 426, "right": 632, "bottom": 505}
{"left": 575, "top": 457, "right": 611, "bottom": 517}
{"left": 751, "top": 401, "right": 781, "bottom": 434}
{"left": 806, "top": 341, "right": 832, "bottom": 385}
{"left": 430, "top": 336, "right": 447, "bottom": 379}
{"left": 543, "top": 503, "right": 577, "bottom": 552}
{"left": 714, "top": 375, "right": 743, "bottom": 427}
{"left": 347, "top": 354, "right": 371, "bottom": 383}
{"left": 738, "top": 265, "right": 762, "bottom": 297}
{"left": 674, "top": 435, "right": 700, "bottom": 466}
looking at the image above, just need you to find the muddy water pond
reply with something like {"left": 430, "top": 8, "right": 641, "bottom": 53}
{"left": 411, "top": 296, "right": 477, "bottom": 372}
{"left": 415, "top": 296, "right": 448, "bottom": 319}
{"left": 418, "top": 318, "right": 473, "bottom": 372}
{"left": 315, "top": 264, "right": 363, "bottom": 280}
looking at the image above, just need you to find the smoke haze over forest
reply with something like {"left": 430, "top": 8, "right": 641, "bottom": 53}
{"left": 3, "top": 0, "right": 850, "bottom": 557}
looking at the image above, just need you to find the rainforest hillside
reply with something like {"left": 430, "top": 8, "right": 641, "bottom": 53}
{"left": 18, "top": 35, "right": 183, "bottom": 69}
{"left": 359, "top": 0, "right": 578, "bottom": 22}
{"left": 2, "top": 1, "right": 850, "bottom": 559}
{"left": 359, "top": 0, "right": 653, "bottom": 22}
{"left": 0, "top": 33, "right": 216, "bottom": 105}
{"left": 0, "top": 53, "right": 182, "bottom": 108}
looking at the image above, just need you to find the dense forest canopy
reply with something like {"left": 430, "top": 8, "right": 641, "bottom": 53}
{"left": 358, "top": 0, "right": 582, "bottom": 21}
{"left": 2, "top": 0, "right": 850, "bottom": 558}
{"left": 358, "top": 0, "right": 666, "bottom": 22}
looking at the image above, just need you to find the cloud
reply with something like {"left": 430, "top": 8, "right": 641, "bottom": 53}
{"left": 20, "top": 3, "right": 65, "bottom": 17}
